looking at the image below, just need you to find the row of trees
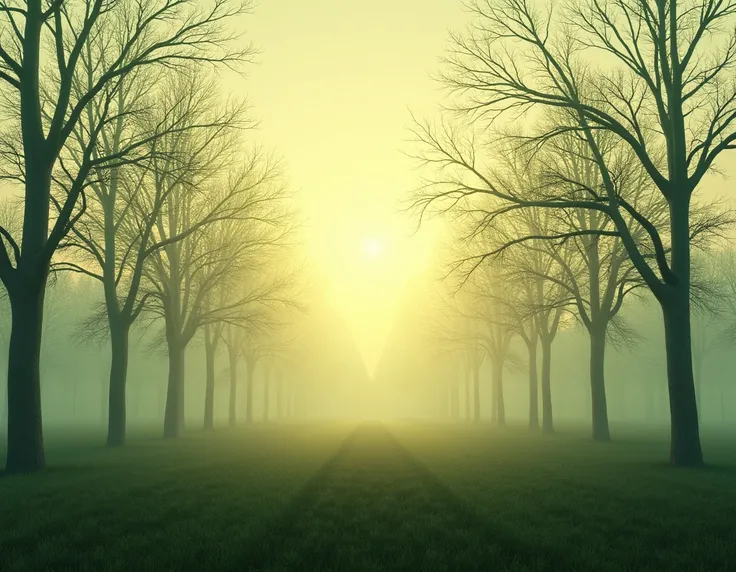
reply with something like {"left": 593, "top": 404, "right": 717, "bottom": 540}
{"left": 411, "top": 0, "right": 736, "bottom": 466}
{"left": 0, "top": 0, "right": 309, "bottom": 474}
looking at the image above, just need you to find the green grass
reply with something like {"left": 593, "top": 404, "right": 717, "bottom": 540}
{"left": 1, "top": 422, "right": 735, "bottom": 571}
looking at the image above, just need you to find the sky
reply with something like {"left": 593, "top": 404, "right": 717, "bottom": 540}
{"left": 229, "top": 0, "right": 736, "bottom": 374}
{"left": 237, "top": 1, "right": 472, "bottom": 372}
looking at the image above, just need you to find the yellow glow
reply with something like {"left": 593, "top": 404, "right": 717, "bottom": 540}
{"left": 222, "top": 2, "right": 736, "bottom": 376}
{"left": 362, "top": 237, "right": 383, "bottom": 259}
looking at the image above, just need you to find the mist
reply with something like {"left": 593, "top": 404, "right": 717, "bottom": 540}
{"left": 1, "top": 1, "right": 735, "bottom": 571}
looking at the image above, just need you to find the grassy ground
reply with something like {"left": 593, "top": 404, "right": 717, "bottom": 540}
{"left": 1, "top": 422, "right": 734, "bottom": 571}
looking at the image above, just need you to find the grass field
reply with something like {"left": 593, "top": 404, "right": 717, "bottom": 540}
{"left": 1, "top": 422, "right": 735, "bottom": 571}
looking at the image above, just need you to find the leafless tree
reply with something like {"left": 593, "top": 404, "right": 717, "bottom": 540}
{"left": 0, "top": 0, "right": 253, "bottom": 473}
{"left": 421, "top": 0, "right": 736, "bottom": 466}
{"left": 60, "top": 58, "right": 253, "bottom": 446}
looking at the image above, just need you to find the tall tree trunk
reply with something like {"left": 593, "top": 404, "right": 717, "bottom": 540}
{"left": 5, "top": 282, "right": 47, "bottom": 473}
{"left": 106, "top": 321, "right": 130, "bottom": 447}
{"left": 245, "top": 361, "right": 254, "bottom": 423}
{"left": 203, "top": 325, "right": 216, "bottom": 431}
{"left": 527, "top": 339, "right": 538, "bottom": 430}
{"left": 661, "top": 288, "right": 703, "bottom": 466}
{"left": 163, "top": 342, "right": 185, "bottom": 438}
{"left": 589, "top": 324, "right": 610, "bottom": 441}
{"left": 540, "top": 336, "right": 554, "bottom": 433}
{"left": 228, "top": 348, "right": 238, "bottom": 427}
{"left": 473, "top": 361, "right": 481, "bottom": 422}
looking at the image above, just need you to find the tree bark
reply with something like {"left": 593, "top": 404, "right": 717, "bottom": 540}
{"left": 661, "top": 289, "right": 703, "bottom": 466}
{"left": 106, "top": 321, "right": 130, "bottom": 447}
{"left": 527, "top": 339, "right": 539, "bottom": 430}
{"left": 589, "top": 325, "right": 610, "bottom": 441}
{"left": 5, "top": 282, "right": 47, "bottom": 473}
{"left": 540, "top": 336, "right": 554, "bottom": 433}
{"left": 163, "top": 342, "right": 185, "bottom": 438}
{"left": 203, "top": 325, "right": 216, "bottom": 431}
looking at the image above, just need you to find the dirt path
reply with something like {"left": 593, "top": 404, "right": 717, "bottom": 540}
{"left": 235, "top": 423, "right": 565, "bottom": 572}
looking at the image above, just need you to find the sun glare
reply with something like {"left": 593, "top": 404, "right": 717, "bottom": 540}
{"left": 363, "top": 237, "right": 383, "bottom": 258}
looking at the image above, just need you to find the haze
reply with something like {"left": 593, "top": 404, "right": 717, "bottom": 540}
{"left": 0, "top": 1, "right": 735, "bottom": 571}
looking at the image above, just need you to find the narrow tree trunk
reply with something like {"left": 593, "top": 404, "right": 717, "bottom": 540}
{"left": 540, "top": 336, "right": 554, "bottom": 433}
{"left": 589, "top": 325, "right": 610, "bottom": 441}
{"left": 473, "top": 361, "right": 481, "bottom": 423}
{"left": 527, "top": 339, "right": 538, "bottom": 430}
{"left": 5, "top": 283, "right": 47, "bottom": 473}
{"left": 163, "top": 342, "right": 185, "bottom": 439}
{"left": 203, "top": 326, "right": 216, "bottom": 431}
{"left": 106, "top": 322, "right": 130, "bottom": 447}
{"left": 661, "top": 289, "right": 703, "bottom": 466}
{"left": 228, "top": 349, "right": 238, "bottom": 427}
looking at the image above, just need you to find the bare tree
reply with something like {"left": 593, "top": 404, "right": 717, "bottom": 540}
{"left": 423, "top": 0, "right": 736, "bottom": 466}
{"left": 0, "top": 0, "right": 252, "bottom": 473}
{"left": 60, "top": 57, "right": 253, "bottom": 445}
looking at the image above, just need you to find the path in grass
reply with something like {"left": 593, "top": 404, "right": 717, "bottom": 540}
{"left": 237, "top": 423, "right": 568, "bottom": 572}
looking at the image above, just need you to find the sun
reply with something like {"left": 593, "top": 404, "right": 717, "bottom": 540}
{"left": 362, "top": 237, "right": 383, "bottom": 259}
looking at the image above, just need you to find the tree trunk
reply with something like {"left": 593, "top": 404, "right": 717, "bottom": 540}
{"left": 163, "top": 342, "right": 185, "bottom": 439}
{"left": 203, "top": 326, "right": 216, "bottom": 431}
{"left": 527, "top": 339, "right": 538, "bottom": 430}
{"left": 5, "top": 283, "right": 47, "bottom": 473}
{"left": 589, "top": 325, "right": 610, "bottom": 441}
{"left": 540, "top": 336, "right": 554, "bottom": 433}
{"left": 661, "top": 289, "right": 703, "bottom": 466}
{"left": 228, "top": 348, "right": 238, "bottom": 427}
{"left": 246, "top": 362, "right": 254, "bottom": 423}
{"left": 106, "top": 322, "right": 130, "bottom": 447}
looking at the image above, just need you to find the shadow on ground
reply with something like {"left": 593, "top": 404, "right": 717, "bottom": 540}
{"left": 233, "top": 423, "right": 573, "bottom": 572}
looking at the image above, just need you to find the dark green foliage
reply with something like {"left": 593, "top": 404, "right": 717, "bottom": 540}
{"left": 1, "top": 423, "right": 734, "bottom": 571}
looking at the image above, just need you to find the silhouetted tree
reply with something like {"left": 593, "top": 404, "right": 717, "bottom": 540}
{"left": 426, "top": 0, "right": 736, "bottom": 466}
{"left": 0, "top": 0, "right": 252, "bottom": 473}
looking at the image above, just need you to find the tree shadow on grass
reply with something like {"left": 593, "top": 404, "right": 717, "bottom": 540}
{"left": 231, "top": 423, "right": 578, "bottom": 572}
